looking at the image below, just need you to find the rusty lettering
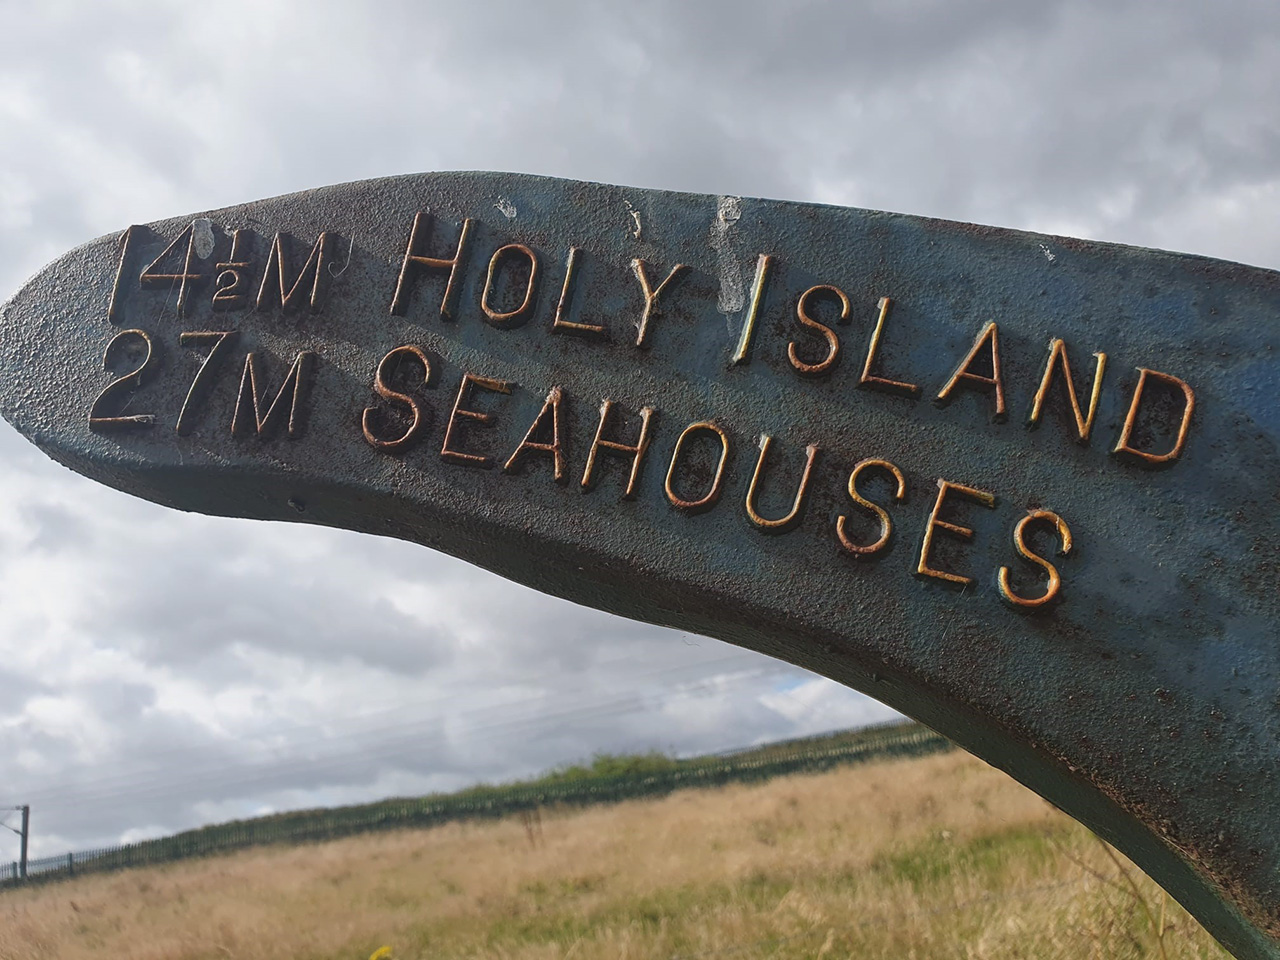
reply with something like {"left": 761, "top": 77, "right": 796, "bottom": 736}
{"left": 836, "top": 458, "right": 907, "bottom": 558}
{"left": 665, "top": 421, "right": 730, "bottom": 512}
{"left": 916, "top": 478, "right": 997, "bottom": 585}
{"left": 937, "top": 321, "right": 1006, "bottom": 418}
{"left": 482, "top": 244, "right": 539, "bottom": 325}
{"left": 632, "top": 258, "right": 688, "bottom": 348}
{"left": 231, "top": 351, "right": 315, "bottom": 439}
{"left": 88, "top": 328, "right": 160, "bottom": 431}
{"left": 440, "top": 372, "right": 514, "bottom": 467}
{"left": 744, "top": 435, "right": 819, "bottom": 531}
{"left": 212, "top": 229, "right": 252, "bottom": 312}
{"left": 859, "top": 297, "right": 920, "bottom": 397}
{"left": 362, "top": 345, "right": 433, "bottom": 452}
{"left": 389, "top": 212, "right": 475, "bottom": 319}
{"left": 256, "top": 231, "right": 330, "bottom": 314}
{"left": 788, "top": 285, "right": 848, "bottom": 376}
{"left": 1028, "top": 338, "right": 1107, "bottom": 442}
{"left": 730, "top": 254, "right": 773, "bottom": 364}
{"left": 581, "top": 400, "right": 655, "bottom": 499}
{"left": 1113, "top": 368, "right": 1196, "bottom": 466}
{"left": 176, "top": 330, "right": 240, "bottom": 436}
{"left": 998, "top": 509, "right": 1072, "bottom": 609}
{"left": 107, "top": 225, "right": 140, "bottom": 325}
{"left": 139, "top": 222, "right": 207, "bottom": 318}
{"left": 504, "top": 385, "right": 566, "bottom": 482}
{"left": 552, "top": 246, "right": 605, "bottom": 336}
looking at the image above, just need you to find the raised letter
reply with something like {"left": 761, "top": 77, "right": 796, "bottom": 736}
{"left": 859, "top": 297, "right": 920, "bottom": 396}
{"left": 1028, "top": 339, "right": 1107, "bottom": 442}
{"left": 632, "top": 259, "right": 688, "bottom": 348}
{"left": 581, "top": 400, "right": 655, "bottom": 499}
{"left": 256, "top": 232, "right": 330, "bottom": 314}
{"left": 441, "top": 373, "right": 514, "bottom": 467}
{"left": 482, "top": 244, "right": 539, "bottom": 325}
{"left": 231, "top": 351, "right": 315, "bottom": 439}
{"left": 917, "top": 478, "right": 996, "bottom": 585}
{"left": 552, "top": 247, "right": 605, "bottom": 336}
{"left": 389, "top": 212, "right": 475, "bottom": 319}
{"left": 88, "top": 329, "right": 159, "bottom": 431}
{"left": 139, "top": 222, "right": 207, "bottom": 318}
{"left": 998, "top": 510, "right": 1072, "bottom": 609}
{"left": 212, "top": 229, "right": 252, "bottom": 312}
{"left": 1113, "top": 368, "right": 1195, "bottom": 465}
{"left": 176, "top": 330, "right": 240, "bottom": 436}
{"left": 789, "top": 285, "right": 848, "bottom": 376}
{"left": 745, "top": 436, "right": 819, "bottom": 531}
{"left": 504, "top": 386, "right": 566, "bottom": 482}
{"left": 730, "top": 254, "right": 773, "bottom": 364}
{"left": 362, "top": 345, "right": 433, "bottom": 452}
{"left": 836, "top": 458, "right": 907, "bottom": 558}
{"left": 108, "top": 225, "right": 140, "bottom": 325}
{"left": 665, "top": 422, "right": 729, "bottom": 512}
{"left": 937, "top": 321, "right": 1005, "bottom": 418}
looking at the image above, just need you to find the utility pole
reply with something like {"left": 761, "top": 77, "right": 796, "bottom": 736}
{"left": 18, "top": 806, "right": 28, "bottom": 879}
{"left": 4, "top": 806, "right": 28, "bottom": 880}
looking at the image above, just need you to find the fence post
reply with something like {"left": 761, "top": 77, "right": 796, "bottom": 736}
{"left": 67, "top": 852, "right": 73, "bottom": 876}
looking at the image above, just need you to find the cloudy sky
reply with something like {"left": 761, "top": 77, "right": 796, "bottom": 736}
{"left": 0, "top": 0, "right": 1277, "bottom": 859}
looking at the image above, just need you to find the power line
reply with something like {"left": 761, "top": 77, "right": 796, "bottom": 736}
{"left": 35, "top": 666, "right": 787, "bottom": 812}
{"left": 13, "top": 647, "right": 764, "bottom": 805}
{"left": 17, "top": 659, "right": 797, "bottom": 816}
{"left": 18, "top": 653, "right": 771, "bottom": 805}
{"left": 24, "top": 643, "right": 732, "bottom": 776}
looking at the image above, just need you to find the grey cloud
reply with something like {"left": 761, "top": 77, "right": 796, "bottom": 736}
{"left": 0, "top": 666, "right": 48, "bottom": 714}
{"left": 81, "top": 530, "right": 459, "bottom": 675}
{"left": 22, "top": 503, "right": 90, "bottom": 554}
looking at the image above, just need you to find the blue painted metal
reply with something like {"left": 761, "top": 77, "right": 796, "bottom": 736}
{"left": 0, "top": 172, "right": 1277, "bottom": 956}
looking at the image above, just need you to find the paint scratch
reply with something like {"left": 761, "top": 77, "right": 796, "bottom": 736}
{"left": 495, "top": 197, "right": 517, "bottom": 219}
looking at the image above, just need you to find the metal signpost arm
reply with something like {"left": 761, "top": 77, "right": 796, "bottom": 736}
{"left": 1, "top": 172, "right": 1277, "bottom": 958}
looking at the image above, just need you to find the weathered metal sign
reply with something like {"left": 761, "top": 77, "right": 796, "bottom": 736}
{"left": 1, "top": 172, "right": 1276, "bottom": 957}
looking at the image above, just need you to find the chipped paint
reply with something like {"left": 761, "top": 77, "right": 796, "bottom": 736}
{"left": 192, "top": 218, "right": 215, "bottom": 259}
{"left": 709, "top": 195, "right": 744, "bottom": 316}
{"left": 624, "top": 199, "right": 642, "bottom": 240}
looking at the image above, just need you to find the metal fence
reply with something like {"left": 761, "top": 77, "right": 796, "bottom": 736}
{"left": 2, "top": 720, "right": 950, "bottom": 890}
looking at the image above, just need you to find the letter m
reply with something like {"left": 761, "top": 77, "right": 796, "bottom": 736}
{"left": 232, "top": 351, "right": 316, "bottom": 438}
{"left": 256, "top": 232, "right": 330, "bottom": 313}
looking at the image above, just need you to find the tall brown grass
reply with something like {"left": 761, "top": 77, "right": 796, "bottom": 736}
{"left": 0, "top": 750, "right": 1229, "bottom": 960}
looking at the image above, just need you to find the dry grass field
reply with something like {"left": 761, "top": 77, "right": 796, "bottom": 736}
{"left": 0, "top": 749, "right": 1229, "bottom": 960}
